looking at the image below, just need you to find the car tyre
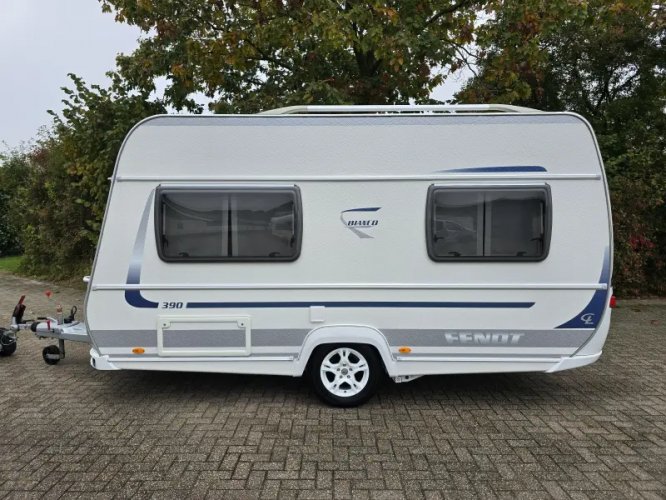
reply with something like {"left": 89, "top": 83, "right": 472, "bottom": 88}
{"left": 309, "top": 344, "right": 383, "bottom": 407}
{"left": 42, "top": 345, "right": 61, "bottom": 365}
{"left": 0, "top": 331, "right": 16, "bottom": 356}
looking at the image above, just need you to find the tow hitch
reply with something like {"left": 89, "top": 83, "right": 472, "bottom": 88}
{"left": 4, "top": 295, "right": 90, "bottom": 365}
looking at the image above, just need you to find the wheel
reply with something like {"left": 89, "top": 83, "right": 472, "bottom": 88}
{"left": 42, "top": 345, "right": 61, "bottom": 365}
{"left": 0, "top": 331, "right": 17, "bottom": 356}
{"left": 309, "top": 344, "right": 383, "bottom": 407}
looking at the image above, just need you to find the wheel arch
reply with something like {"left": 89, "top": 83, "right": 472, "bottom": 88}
{"left": 295, "top": 325, "right": 396, "bottom": 377}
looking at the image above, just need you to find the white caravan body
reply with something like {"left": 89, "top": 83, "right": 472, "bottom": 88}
{"left": 86, "top": 105, "right": 613, "bottom": 380}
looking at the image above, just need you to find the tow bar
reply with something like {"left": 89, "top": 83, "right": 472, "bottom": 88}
{"left": 4, "top": 295, "right": 90, "bottom": 365}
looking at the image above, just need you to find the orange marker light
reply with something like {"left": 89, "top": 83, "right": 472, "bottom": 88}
{"left": 398, "top": 347, "right": 412, "bottom": 354}
{"left": 132, "top": 347, "right": 145, "bottom": 355}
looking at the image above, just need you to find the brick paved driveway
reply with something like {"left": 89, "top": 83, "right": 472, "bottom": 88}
{"left": 1, "top": 271, "right": 665, "bottom": 499}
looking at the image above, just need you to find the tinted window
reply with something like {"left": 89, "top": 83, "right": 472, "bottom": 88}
{"left": 156, "top": 187, "right": 301, "bottom": 261}
{"left": 427, "top": 187, "right": 549, "bottom": 261}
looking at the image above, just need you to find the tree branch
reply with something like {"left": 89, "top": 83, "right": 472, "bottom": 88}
{"left": 243, "top": 39, "right": 295, "bottom": 72}
{"left": 426, "top": 0, "right": 474, "bottom": 25}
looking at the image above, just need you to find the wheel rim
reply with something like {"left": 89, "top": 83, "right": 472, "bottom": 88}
{"left": 320, "top": 347, "right": 370, "bottom": 398}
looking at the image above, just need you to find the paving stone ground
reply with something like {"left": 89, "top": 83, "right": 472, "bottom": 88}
{"left": 0, "top": 270, "right": 664, "bottom": 499}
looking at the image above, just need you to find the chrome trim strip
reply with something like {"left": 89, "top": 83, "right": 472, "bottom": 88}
{"left": 93, "top": 283, "right": 608, "bottom": 291}
{"left": 143, "top": 114, "right": 579, "bottom": 126}
{"left": 109, "top": 355, "right": 295, "bottom": 362}
{"left": 153, "top": 183, "right": 298, "bottom": 189}
{"left": 396, "top": 352, "right": 567, "bottom": 358}
{"left": 259, "top": 104, "right": 542, "bottom": 114}
{"left": 116, "top": 174, "right": 601, "bottom": 182}
{"left": 395, "top": 355, "right": 560, "bottom": 362}
{"left": 394, "top": 347, "right": 576, "bottom": 355}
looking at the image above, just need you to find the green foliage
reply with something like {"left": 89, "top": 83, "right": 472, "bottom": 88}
{"left": 459, "top": 0, "right": 665, "bottom": 296}
{"left": 100, "top": 0, "right": 480, "bottom": 112}
{"left": 0, "top": 255, "right": 23, "bottom": 273}
{"left": 0, "top": 159, "right": 21, "bottom": 257}
{"left": 1, "top": 0, "right": 663, "bottom": 299}
{"left": 0, "top": 189, "right": 20, "bottom": 256}
{"left": 0, "top": 150, "right": 29, "bottom": 257}
{"left": 0, "top": 76, "right": 165, "bottom": 279}
{"left": 51, "top": 74, "right": 166, "bottom": 246}
{"left": 2, "top": 138, "right": 92, "bottom": 277}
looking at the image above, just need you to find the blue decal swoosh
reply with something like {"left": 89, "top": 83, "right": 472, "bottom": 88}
{"left": 125, "top": 192, "right": 159, "bottom": 309}
{"left": 436, "top": 166, "right": 547, "bottom": 173}
{"left": 556, "top": 247, "right": 611, "bottom": 329}
{"left": 340, "top": 207, "right": 381, "bottom": 239}
{"left": 186, "top": 301, "right": 534, "bottom": 309}
{"left": 341, "top": 207, "right": 381, "bottom": 213}
{"left": 125, "top": 289, "right": 160, "bottom": 309}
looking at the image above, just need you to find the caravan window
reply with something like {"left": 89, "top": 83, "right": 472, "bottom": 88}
{"left": 156, "top": 186, "right": 301, "bottom": 262}
{"left": 427, "top": 186, "right": 550, "bottom": 261}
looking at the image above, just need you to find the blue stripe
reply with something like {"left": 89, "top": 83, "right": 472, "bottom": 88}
{"left": 125, "top": 290, "right": 159, "bottom": 309}
{"left": 125, "top": 192, "right": 160, "bottom": 309}
{"left": 556, "top": 248, "right": 611, "bottom": 329}
{"left": 186, "top": 301, "right": 534, "bottom": 309}
{"left": 437, "top": 166, "right": 547, "bottom": 173}
{"left": 341, "top": 207, "right": 381, "bottom": 213}
{"left": 126, "top": 259, "right": 160, "bottom": 308}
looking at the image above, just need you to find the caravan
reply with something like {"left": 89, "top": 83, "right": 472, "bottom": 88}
{"left": 85, "top": 105, "right": 614, "bottom": 406}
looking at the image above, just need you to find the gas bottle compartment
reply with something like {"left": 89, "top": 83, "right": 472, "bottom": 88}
{"left": 157, "top": 315, "right": 251, "bottom": 357}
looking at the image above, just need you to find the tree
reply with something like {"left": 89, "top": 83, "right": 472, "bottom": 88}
{"left": 0, "top": 151, "right": 28, "bottom": 257}
{"left": 458, "top": 0, "right": 666, "bottom": 295}
{"left": 52, "top": 74, "right": 166, "bottom": 244}
{"left": 3, "top": 75, "right": 166, "bottom": 279}
{"left": 100, "top": 0, "right": 480, "bottom": 112}
{"left": 7, "top": 137, "right": 93, "bottom": 278}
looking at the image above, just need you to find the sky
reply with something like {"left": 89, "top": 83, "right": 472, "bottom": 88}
{"left": 0, "top": 0, "right": 140, "bottom": 149}
{"left": 0, "top": 1, "right": 468, "bottom": 150}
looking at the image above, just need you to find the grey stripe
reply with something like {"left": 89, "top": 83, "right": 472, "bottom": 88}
{"left": 144, "top": 115, "right": 579, "bottom": 127}
{"left": 92, "top": 328, "right": 591, "bottom": 349}
{"left": 164, "top": 329, "right": 309, "bottom": 348}
{"left": 163, "top": 329, "right": 245, "bottom": 348}
{"left": 93, "top": 329, "right": 156, "bottom": 347}
{"left": 92, "top": 329, "right": 308, "bottom": 348}
{"left": 253, "top": 329, "right": 308, "bottom": 346}
{"left": 383, "top": 329, "right": 592, "bottom": 348}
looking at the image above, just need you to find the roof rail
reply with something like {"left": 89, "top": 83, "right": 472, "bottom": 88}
{"left": 259, "top": 104, "right": 541, "bottom": 115}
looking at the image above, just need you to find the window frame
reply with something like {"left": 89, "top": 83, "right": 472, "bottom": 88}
{"left": 425, "top": 184, "right": 552, "bottom": 262}
{"left": 154, "top": 185, "right": 303, "bottom": 263}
